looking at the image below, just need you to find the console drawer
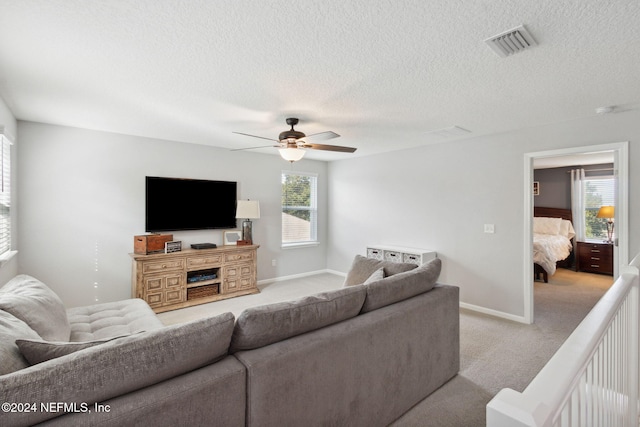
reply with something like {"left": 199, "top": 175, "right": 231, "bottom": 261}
{"left": 142, "top": 258, "right": 185, "bottom": 274}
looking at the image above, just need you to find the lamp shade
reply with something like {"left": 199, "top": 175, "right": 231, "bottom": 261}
{"left": 236, "top": 200, "right": 260, "bottom": 219}
{"left": 596, "top": 206, "right": 615, "bottom": 219}
{"left": 279, "top": 147, "right": 305, "bottom": 162}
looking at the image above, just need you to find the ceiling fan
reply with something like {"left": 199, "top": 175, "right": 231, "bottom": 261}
{"left": 232, "top": 118, "right": 357, "bottom": 162}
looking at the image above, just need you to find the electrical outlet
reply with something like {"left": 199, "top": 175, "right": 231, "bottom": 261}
{"left": 484, "top": 224, "right": 495, "bottom": 234}
{"left": 272, "top": 259, "right": 277, "bottom": 267}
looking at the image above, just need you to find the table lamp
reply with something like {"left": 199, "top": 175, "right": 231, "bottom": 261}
{"left": 596, "top": 205, "right": 615, "bottom": 243}
{"left": 236, "top": 200, "right": 260, "bottom": 244}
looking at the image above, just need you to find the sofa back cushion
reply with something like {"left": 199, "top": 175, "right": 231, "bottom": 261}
{"left": 343, "top": 255, "right": 417, "bottom": 287}
{"left": 360, "top": 258, "right": 442, "bottom": 313}
{"left": 0, "top": 310, "right": 42, "bottom": 375}
{"left": 230, "top": 285, "right": 366, "bottom": 353}
{"left": 0, "top": 275, "right": 71, "bottom": 342}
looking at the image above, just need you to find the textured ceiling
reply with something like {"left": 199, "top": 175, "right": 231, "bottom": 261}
{"left": 0, "top": 0, "right": 639, "bottom": 161}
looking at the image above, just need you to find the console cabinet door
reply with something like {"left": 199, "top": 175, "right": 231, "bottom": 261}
{"left": 223, "top": 262, "right": 255, "bottom": 293}
{"left": 143, "top": 272, "right": 186, "bottom": 309}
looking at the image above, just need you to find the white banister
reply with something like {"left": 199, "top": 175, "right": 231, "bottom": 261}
{"left": 487, "top": 254, "right": 640, "bottom": 427}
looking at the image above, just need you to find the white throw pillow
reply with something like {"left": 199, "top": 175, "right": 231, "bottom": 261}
{"left": 533, "top": 217, "right": 562, "bottom": 235}
{"left": 560, "top": 220, "right": 575, "bottom": 239}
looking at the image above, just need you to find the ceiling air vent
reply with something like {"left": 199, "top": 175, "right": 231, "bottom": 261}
{"left": 485, "top": 25, "right": 537, "bottom": 58}
{"left": 423, "top": 126, "right": 471, "bottom": 142}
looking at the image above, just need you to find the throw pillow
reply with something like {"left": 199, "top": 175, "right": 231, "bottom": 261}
{"left": 16, "top": 334, "right": 131, "bottom": 365}
{"left": 343, "top": 255, "right": 417, "bottom": 287}
{"left": 0, "top": 275, "right": 71, "bottom": 342}
{"left": 0, "top": 310, "right": 42, "bottom": 375}
{"left": 360, "top": 257, "right": 442, "bottom": 313}
{"left": 363, "top": 267, "right": 385, "bottom": 284}
{"left": 230, "top": 285, "right": 367, "bottom": 353}
{"left": 533, "top": 217, "right": 562, "bottom": 235}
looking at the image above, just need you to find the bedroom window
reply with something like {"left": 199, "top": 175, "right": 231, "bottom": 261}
{"left": 281, "top": 171, "right": 317, "bottom": 246}
{"left": 584, "top": 175, "right": 615, "bottom": 241}
{"left": 0, "top": 133, "right": 11, "bottom": 257}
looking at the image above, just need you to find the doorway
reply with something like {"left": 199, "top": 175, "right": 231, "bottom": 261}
{"left": 523, "top": 142, "right": 629, "bottom": 324}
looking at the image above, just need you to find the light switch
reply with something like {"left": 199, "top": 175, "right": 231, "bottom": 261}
{"left": 484, "top": 224, "right": 495, "bottom": 234}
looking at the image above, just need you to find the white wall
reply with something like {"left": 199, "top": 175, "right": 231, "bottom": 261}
{"left": 327, "top": 110, "right": 640, "bottom": 319}
{"left": 0, "top": 96, "right": 18, "bottom": 284}
{"left": 17, "top": 122, "right": 329, "bottom": 308}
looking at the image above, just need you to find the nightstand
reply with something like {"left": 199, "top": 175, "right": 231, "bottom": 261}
{"left": 576, "top": 241, "right": 613, "bottom": 275}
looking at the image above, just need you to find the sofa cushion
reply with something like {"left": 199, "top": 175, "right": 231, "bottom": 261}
{"left": 360, "top": 257, "right": 442, "bottom": 313}
{"left": 16, "top": 334, "right": 131, "bottom": 365}
{"left": 67, "top": 298, "right": 164, "bottom": 341}
{"left": 0, "top": 274, "right": 71, "bottom": 342}
{"left": 343, "top": 254, "right": 417, "bottom": 287}
{"left": 0, "top": 311, "right": 236, "bottom": 426}
{"left": 230, "top": 285, "right": 367, "bottom": 353}
{"left": 0, "top": 310, "right": 42, "bottom": 375}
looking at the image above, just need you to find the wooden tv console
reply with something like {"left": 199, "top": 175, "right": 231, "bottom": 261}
{"left": 130, "top": 245, "right": 259, "bottom": 313}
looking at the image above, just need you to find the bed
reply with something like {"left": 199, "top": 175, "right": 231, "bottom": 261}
{"left": 533, "top": 207, "right": 575, "bottom": 283}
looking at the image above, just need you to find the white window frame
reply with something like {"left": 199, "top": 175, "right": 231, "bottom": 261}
{"left": 0, "top": 131, "right": 14, "bottom": 262}
{"left": 583, "top": 174, "right": 616, "bottom": 241}
{"left": 281, "top": 170, "right": 318, "bottom": 248}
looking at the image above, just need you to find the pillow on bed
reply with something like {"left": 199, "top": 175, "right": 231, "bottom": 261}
{"left": 533, "top": 217, "right": 562, "bottom": 235}
{"left": 560, "top": 220, "right": 575, "bottom": 239}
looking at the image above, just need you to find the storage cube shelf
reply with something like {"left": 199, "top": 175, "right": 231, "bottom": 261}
{"left": 366, "top": 245, "right": 437, "bottom": 265}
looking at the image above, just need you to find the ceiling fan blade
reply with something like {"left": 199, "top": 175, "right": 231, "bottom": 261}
{"left": 303, "top": 131, "right": 340, "bottom": 141}
{"left": 230, "top": 144, "right": 279, "bottom": 152}
{"left": 232, "top": 131, "right": 279, "bottom": 142}
{"left": 300, "top": 143, "right": 356, "bottom": 153}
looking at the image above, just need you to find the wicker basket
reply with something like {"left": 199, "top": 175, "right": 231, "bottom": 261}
{"left": 187, "top": 284, "right": 219, "bottom": 300}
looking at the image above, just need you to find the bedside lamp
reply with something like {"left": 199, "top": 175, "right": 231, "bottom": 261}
{"left": 236, "top": 200, "right": 260, "bottom": 244}
{"left": 596, "top": 206, "right": 615, "bottom": 243}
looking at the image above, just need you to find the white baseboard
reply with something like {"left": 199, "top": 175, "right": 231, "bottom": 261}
{"left": 325, "top": 269, "right": 346, "bottom": 277}
{"left": 460, "top": 302, "right": 528, "bottom": 324}
{"left": 259, "top": 271, "right": 527, "bottom": 324}
{"left": 258, "top": 269, "right": 344, "bottom": 286}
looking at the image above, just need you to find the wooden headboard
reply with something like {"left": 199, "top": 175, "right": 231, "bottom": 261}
{"left": 533, "top": 207, "right": 572, "bottom": 222}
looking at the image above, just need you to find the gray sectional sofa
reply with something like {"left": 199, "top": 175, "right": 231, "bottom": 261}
{"left": 0, "top": 256, "right": 459, "bottom": 427}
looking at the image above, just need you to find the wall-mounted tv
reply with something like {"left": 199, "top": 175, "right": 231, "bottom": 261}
{"left": 145, "top": 176, "right": 237, "bottom": 232}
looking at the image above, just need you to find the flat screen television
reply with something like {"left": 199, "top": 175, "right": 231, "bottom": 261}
{"left": 145, "top": 176, "right": 237, "bottom": 232}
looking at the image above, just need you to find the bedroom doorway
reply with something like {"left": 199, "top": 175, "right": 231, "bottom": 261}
{"left": 523, "top": 142, "right": 629, "bottom": 324}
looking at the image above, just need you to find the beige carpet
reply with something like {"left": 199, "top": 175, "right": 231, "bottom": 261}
{"left": 392, "top": 268, "right": 612, "bottom": 427}
{"left": 158, "top": 268, "right": 613, "bottom": 426}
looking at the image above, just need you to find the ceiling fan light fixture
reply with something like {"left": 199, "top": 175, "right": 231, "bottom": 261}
{"left": 279, "top": 147, "right": 305, "bottom": 162}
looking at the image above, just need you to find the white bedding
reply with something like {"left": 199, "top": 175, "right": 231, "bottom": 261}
{"left": 533, "top": 233, "right": 573, "bottom": 276}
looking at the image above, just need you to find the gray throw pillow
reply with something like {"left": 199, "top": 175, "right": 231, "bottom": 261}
{"left": 16, "top": 334, "right": 131, "bottom": 365}
{"left": 0, "top": 310, "right": 42, "bottom": 375}
{"left": 230, "top": 285, "right": 367, "bottom": 353}
{"left": 0, "top": 275, "right": 71, "bottom": 342}
{"left": 343, "top": 255, "right": 417, "bottom": 287}
{"left": 363, "top": 267, "right": 385, "bottom": 284}
{"left": 360, "top": 258, "right": 442, "bottom": 313}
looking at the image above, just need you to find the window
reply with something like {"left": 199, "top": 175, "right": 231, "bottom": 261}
{"left": 281, "top": 171, "right": 317, "bottom": 245}
{"left": 0, "top": 133, "right": 11, "bottom": 256}
{"left": 584, "top": 175, "right": 615, "bottom": 240}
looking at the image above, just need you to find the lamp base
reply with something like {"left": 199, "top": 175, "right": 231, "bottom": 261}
{"left": 241, "top": 220, "right": 253, "bottom": 245}
{"left": 605, "top": 221, "right": 614, "bottom": 245}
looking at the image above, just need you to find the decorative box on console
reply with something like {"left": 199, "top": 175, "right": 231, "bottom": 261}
{"left": 134, "top": 234, "right": 174, "bottom": 255}
{"left": 366, "top": 245, "right": 437, "bottom": 265}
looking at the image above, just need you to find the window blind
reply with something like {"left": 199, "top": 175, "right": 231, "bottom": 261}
{"left": 584, "top": 175, "right": 615, "bottom": 240}
{"left": 0, "top": 134, "right": 11, "bottom": 256}
{"left": 281, "top": 171, "right": 318, "bottom": 244}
